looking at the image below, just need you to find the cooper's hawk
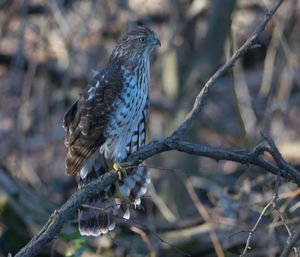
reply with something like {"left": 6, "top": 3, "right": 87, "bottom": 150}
{"left": 63, "top": 26, "right": 160, "bottom": 236}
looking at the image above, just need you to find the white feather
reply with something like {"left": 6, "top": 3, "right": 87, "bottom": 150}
{"left": 114, "top": 199, "right": 121, "bottom": 210}
{"left": 108, "top": 221, "right": 116, "bottom": 231}
{"left": 135, "top": 198, "right": 141, "bottom": 205}
{"left": 138, "top": 186, "right": 148, "bottom": 196}
{"left": 88, "top": 93, "right": 94, "bottom": 100}
{"left": 79, "top": 153, "right": 98, "bottom": 179}
{"left": 100, "top": 227, "right": 108, "bottom": 234}
{"left": 123, "top": 208, "right": 130, "bottom": 219}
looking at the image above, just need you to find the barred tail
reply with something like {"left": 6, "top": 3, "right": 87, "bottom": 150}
{"left": 78, "top": 164, "right": 138, "bottom": 236}
{"left": 78, "top": 156, "right": 118, "bottom": 237}
{"left": 78, "top": 182, "right": 131, "bottom": 236}
{"left": 120, "top": 166, "right": 151, "bottom": 208}
{"left": 79, "top": 198, "right": 116, "bottom": 236}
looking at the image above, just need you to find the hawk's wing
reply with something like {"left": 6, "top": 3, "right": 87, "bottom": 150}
{"left": 63, "top": 66, "right": 123, "bottom": 175}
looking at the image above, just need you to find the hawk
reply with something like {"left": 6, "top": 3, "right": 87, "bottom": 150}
{"left": 63, "top": 26, "right": 160, "bottom": 236}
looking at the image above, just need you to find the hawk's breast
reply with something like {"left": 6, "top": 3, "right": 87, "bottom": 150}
{"left": 100, "top": 64, "right": 149, "bottom": 163}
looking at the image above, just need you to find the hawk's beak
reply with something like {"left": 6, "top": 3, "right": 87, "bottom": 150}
{"left": 153, "top": 37, "right": 161, "bottom": 46}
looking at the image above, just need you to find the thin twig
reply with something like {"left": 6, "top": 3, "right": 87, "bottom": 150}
{"left": 270, "top": 160, "right": 298, "bottom": 257}
{"left": 240, "top": 197, "right": 274, "bottom": 257}
{"left": 239, "top": 162, "right": 298, "bottom": 257}
{"left": 185, "top": 179, "right": 225, "bottom": 257}
{"left": 240, "top": 138, "right": 297, "bottom": 257}
{"left": 128, "top": 217, "right": 192, "bottom": 257}
{"left": 273, "top": 206, "right": 298, "bottom": 257}
{"left": 130, "top": 226, "right": 156, "bottom": 257}
{"left": 171, "top": 0, "right": 284, "bottom": 139}
{"left": 280, "top": 226, "right": 300, "bottom": 257}
{"left": 262, "top": 132, "right": 300, "bottom": 181}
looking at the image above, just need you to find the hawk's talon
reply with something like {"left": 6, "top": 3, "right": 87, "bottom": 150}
{"left": 113, "top": 161, "right": 131, "bottom": 180}
{"left": 113, "top": 182, "right": 130, "bottom": 203}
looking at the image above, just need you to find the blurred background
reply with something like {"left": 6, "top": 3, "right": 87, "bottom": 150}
{"left": 0, "top": 0, "right": 300, "bottom": 256}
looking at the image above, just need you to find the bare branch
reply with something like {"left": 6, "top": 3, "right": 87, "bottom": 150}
{"left": 261, "top": 132, "right": 300, "bottom": 182}
{"left": 128, "top": 139, "right": 300, "bottom": 185}
{"left": 185, "top": 179, "right": 225, "bottom": 257}
{"left": 240, "top": 137, "right": 298, "bottom": 257}
{"left": 274, "top": 206, "right": 299, "bottom": 257}
{"left": 240, "top": 196, "right": 274, "bottom": 257}
{"left": 15, "top": 171, "right": 118, "bottom": 257}
{"left": 171, "top": 0, "right": 284, "bottom": 138}
{"left": 280, "top": 225, "right": 300, "bottom": 257}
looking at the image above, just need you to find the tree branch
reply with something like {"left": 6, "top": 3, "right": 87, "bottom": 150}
{"left": 280, "top": 225, "right": 300, "bottom": 257}
{"left": 171, "top": 0, "right": 284, "bottom": 139}
{"left": 14, "top": 0, "right": 294, "bottom": 256}
{"left": 15, "top": 171, "right": 118, "bottom": 257}
{"left": 128, "top": 138, "right": 300, "bottom": 184}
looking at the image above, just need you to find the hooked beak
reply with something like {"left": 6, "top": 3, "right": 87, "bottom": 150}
{"left": 152, "top": 37, "right": 161, "bottom": 46}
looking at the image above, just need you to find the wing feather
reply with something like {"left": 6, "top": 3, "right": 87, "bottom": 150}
{"left": 63, "top": 66, "right": 123, "bottom": 175}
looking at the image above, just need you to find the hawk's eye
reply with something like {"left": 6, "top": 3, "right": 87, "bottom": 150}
{"left": 139, "top": 37, "right": 146, "bottom": 43}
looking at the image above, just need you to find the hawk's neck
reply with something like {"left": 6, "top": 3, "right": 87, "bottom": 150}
{"left": 108, "top": 51, "right": 150, "bottom": 72}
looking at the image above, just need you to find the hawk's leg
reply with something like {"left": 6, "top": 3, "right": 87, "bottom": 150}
{"left": 107, "top": 161, "right": 132, "bottom": 204}
{"left": 113, "top": 161, "right": 131, "bottom": 180}
{"left": 113, "top": 181, "right": 130, "bottom": 203}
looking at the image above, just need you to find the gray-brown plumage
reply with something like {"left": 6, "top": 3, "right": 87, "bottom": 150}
{"left": 63, "top": 26, "right": 160, "bottom": 236}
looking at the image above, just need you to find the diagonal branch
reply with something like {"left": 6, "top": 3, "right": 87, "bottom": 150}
{"left": 280, "top": 225, "right": 300, "bottom": 257}
{"left": 171, "top": 0, "right": 284, "bottom": 138}
{"left": 128, "top": 138, "right": 300, "bottom": 185}
{"left": 15, "top": 171, "right": 118, "bottom": 257}
{"left": 14, "top": 0, "right": 293, "bottom": 256}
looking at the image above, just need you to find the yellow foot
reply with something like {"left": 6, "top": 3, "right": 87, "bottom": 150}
{"left": 113, "top": 161, "right": 131, "bottom": 180}
{"left": 113, "top": 182, "right": 130, "bottom": 203}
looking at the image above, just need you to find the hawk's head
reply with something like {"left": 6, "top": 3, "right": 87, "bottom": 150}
{"left": 109, "top": 26, "right": 160, "bottom": 64}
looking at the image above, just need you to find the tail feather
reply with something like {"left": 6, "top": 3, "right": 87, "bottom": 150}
{"left": 79, "top": 166, "right": 150, "bottom": 236}
{"left": 113, "top": 199, "right": 130, "bottom": 219}
{"left": 79, "top": 197, "right": 116, "bottom": 237}
{"left": 120, "top": 166, "right": 151, "bottom": 204}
